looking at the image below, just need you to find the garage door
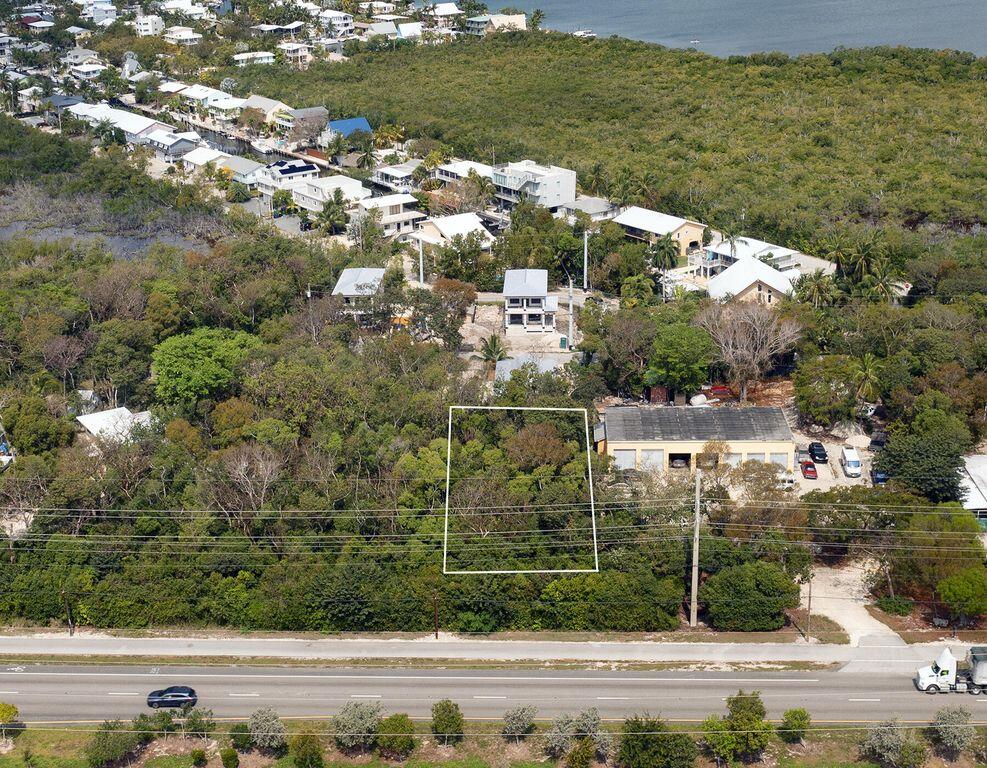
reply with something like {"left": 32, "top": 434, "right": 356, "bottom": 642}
{"left": 612, "top": 449, "right": 637, "bottom": 471}
{"left": 640, "top": 449, "right": 665, "bottom": 471}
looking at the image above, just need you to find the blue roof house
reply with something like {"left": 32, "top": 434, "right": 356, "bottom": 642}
{"left": 327, "top": 116, "right": 372, "bottom": 138}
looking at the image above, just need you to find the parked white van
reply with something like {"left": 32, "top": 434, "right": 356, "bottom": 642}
{"left": 841, "top": 446, "right": 862, "bottom": 478}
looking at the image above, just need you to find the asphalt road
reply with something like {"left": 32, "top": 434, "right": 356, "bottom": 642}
{"left": 2, "top": 663, "right": 985, "bottom": 725}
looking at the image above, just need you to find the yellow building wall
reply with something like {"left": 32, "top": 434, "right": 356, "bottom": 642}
{"left": 731, "top": 281, "right": 787, "bottom": 305}
{"left": 671, "top": 222, "right": 707, "bottom": 258}
{"left": 606, "top": 439, "right": 796, "bottom": 472}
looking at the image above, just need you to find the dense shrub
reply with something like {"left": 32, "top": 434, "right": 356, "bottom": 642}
{"left": 377, "top": 713, "right": 416, "bottom": 759}
{"left": 780, "top": 708, "right": 811, "bottom": 744}
{"left": 331, "top": 701, "right": 381, "bottom": 753}
{"left": 502, "top": 705, "right": 537, "bottom": 742}
{"left": 618, "top": 715, "right": 696, "bottom": 768}
{"left": 701, "top": 691, "right": 771, "bottom": 763}
{"left": 183, "top": 709, "right": 214, "bottom": 739}
{"left": 930, "top": 706, "right": 974, "bottom": 760}
{"left": 220, "top": 747, "right": 238, "bottom": 768}
{"left": 84, "top": 722, "right": 142, "bottom": 768}
{"left": 248, "top": 708, "right": 287, "bottom": 752}
{"left": 190, "top": 749, "right": 207, "bottom": 767}
{"left": 699, "top": 562, "right": 799, "bottom": 631}
{"left": 545, "top": 708, "right": 611, "bottom": 760}
{"left": 430, "top": 699, "right": 464, "bottom": 746}
{"left": 876, "top": 596, "right": 914, "bottom": 616}
{"left": 229, "top": 723, "right": 251, "bottom": 751}
{"left": 288, "top": 734, "right": 324, "bottom": 768}
{"left": 565, "top": 737, "right": 595, "bottom": 768}
{"left": 862, "top": 718, "right": 928, "bottom": 768}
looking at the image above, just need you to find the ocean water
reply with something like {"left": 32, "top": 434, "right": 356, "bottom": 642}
{"left": 508, "top": 0, "right": 987, "bottom": 57}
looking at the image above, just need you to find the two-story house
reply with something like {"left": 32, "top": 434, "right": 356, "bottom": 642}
{"left": 502, "top": 268, "right": 557, "bottom": 333}
{"left": 465, "top": 13, "right": 526, "bottom": 36}
{"left": 612, "top": 205, "right": 707, "bottom": 262}
{"left": 357, "top": 193, "right": 425, "bottom": 239}
{"left": 256, "top": 159, "right": 321, "bottom": 198}
{"left": 491, "top": 160, "right": 577, "bottom": 212}
{"left": 134, "top": 14, "right": 164, "bottom": 36}
{"left": 372, "top": 159, "right": 422, "bottom": 193}
{"left": 292, "top": 175, "right": 372, "bottom": 213}
{"left": 332, "top": 267, "right": 385, "bottom": 322}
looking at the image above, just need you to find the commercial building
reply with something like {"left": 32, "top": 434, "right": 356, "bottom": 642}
{"left": 598, "top": 406, "right": 796, "bottom": 473}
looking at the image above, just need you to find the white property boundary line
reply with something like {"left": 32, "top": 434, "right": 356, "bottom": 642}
{"left": 442, "top": 405, "right": 599, "bottom": 575}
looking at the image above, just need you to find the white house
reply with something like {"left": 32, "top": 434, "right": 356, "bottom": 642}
{"left": 232, "top": 50, "right": 274, "bottom": 66}
{"left": 69, "top": 62, "right": 106, "bottom": 81}
{"left": 502, "top": 268, "right": 557, "bottom": 333}
{"left": 612, "top": 205, "right": 707, "bottom": 260}
{"left": 207, "top": 96, "right": 246, "bottom": 126}
{"left": 163, "top": 26, "right": 203, "bottom": 46}
{"left": 425, "top": 2, "right": 462, "bottom": 27}
{"left": 292, "top": 175, "right": 371, "bottom": 212}
{"left": 366, "top": 20, "right": 397, "bottom": 38}
{"left": 433, "top": 159, "right": 494, "bottom": 185}
{"left": 67, "top": 102, "right": 173, "bottom": 143}
{"left": 144, "top": 128, "right": 200, "bottom": 162}
{"left": 706, "top": 257, "right": 797, "bottom": 305}
{"left": 160, "top": 0, "right": 213, "bottom": 19}
{"left": 240, "top": 94, "right": 292, "bottom": 123}
{"left": 134, "top": 14, "right": 164, "bottom": 36}
{"left": 320, "top": 9, "right": 354, "bottom": 35}
{"left": 465, "top": 13, "right": 526, "bottom": 36}
{"left": 181, "top": 145, "right": 230, "bottom": 171}
{"left": 217, "top": 155, "right": 265, "bottom": 187}
{"left": 61, "top": 47, "right": 100, "bottom": 67}
{"left": 89, "top": 2, "right": 116, "bottom": 24}
{"left": 695, "top": 236, "right": 807, "bottom": 279}
{"left": 277, "top": 41, "right": 313, "bottom": 69}
{"left": 357, "top": 193, "right": 425, "bottom": 239}
{"left": 332, "top": 267, "right": 386, "bottom": 321}
{"left": 411, "top": 212, "right": 495, "bottom": 249}
{"left": 256, "top": 158, "right": 321, "bottom": 198}
{"left": 372, "top": 159, "right": 422, "bottom": 193}
{"left": 397, "top": 21, "right": 423, "bottom": 40}
{"left": 179, "top": 83, "right": 231, "bottom": 109}
{"left": 77, "top": 407, "right": 153, "bottom": 444}
{"left": 491, "top": 160, "right": 576, "bottom": 211}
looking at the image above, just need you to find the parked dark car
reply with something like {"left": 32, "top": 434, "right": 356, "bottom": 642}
{"left": 808, "top": 442, "right": 828, "bottom": 463}
{"left": 871, "top": 467, "right": 890, "bottom": 486}
{"left": 868, "top": 431, "right": 888, "bottom": 451}
{"left": 800, "top": 460, "right": 818, "bottom": 480}
{"left": 147, "top": 686, "right": 197, "bottom": 709}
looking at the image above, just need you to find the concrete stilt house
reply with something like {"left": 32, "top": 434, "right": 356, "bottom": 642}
{"left": 502, "top": 268, "right": 557, "bottom": 333}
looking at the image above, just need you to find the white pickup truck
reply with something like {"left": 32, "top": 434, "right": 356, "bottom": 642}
{"left": 915, "top": 647, "right": 986, "bottom": 694}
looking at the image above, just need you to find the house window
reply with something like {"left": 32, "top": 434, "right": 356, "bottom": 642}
{"left": 527, "top": 314, "right": 542, "bottom": 325}
{"left": 508, "top": 313, "right": 524, "bottom": 325}
{"left": 507, "top": 298, "right": 522, "bottom": 308}
{"left": 528, "top": 298, "right": 542, "bottom": 307}
{"left": 545, "top": 313, "right": 554, "bottom": 327}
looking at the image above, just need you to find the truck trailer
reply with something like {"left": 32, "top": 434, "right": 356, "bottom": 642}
{"left": 915, "top": 646, "right": 987, "bottom": 694}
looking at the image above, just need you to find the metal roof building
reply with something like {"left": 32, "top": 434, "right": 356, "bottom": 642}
{"left": 601, "top": 406, "right": 796, "bottom": 473}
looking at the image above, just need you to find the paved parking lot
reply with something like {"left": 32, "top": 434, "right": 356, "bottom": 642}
{"left": 793, "top": 437, "right": 878, "bottom": 494}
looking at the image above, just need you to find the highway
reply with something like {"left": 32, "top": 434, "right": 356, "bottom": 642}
{"left": 2, "top": 663, "right": 986, "bottom": 725}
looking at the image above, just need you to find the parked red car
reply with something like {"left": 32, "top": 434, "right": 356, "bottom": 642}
{"left": 800, "top": 460, "right": 818, "bottom": 479}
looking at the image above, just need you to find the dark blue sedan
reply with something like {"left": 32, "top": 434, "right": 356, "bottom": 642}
{"left": 147, "top": 685, "right": 197, "bottom": 709}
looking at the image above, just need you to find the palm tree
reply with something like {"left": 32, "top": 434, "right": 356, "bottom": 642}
{"left": 472, "top": 335, "right": 509, "bottom": 363}
{"left": 0, "top": 72, "right": 15, "bottom": 113}
{"left": 796, "top": 269, "right": 838, "bottom": 308}
{"left": 317, "top": 189, "right": 348, "bottom": 234}
{"left": 356, "top": 134, "right": 376, "bottom": 169}
{"left": 636, "top": 169, "right": 659, "bottom": 206}
{"left": 650, "top": 233, "right": 679, "bottom": 272}
{"left": 466, "top": 168, "right": 495, "bottom": 208}
{"left": 608, "top": 168, "right": 637, "bottom": 208}
{"left": 828, "top": 231, "right": 853, "bottom": 278}
{"left": 851, "top": 353, "right": 883, "bottom": 404}
{"left": 582, "top": 161, "right": 608, "bottom": 196}
{"left": 529, "top": 8, "right": 545, "bottom": 30}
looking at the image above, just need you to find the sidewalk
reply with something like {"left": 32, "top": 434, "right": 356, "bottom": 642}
{"left": 0, "top": 631, "right": 959, "bottom": 667}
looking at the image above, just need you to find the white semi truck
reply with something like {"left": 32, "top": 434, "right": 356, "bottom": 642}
{"left": 915, "top": 646, "right": 987, "bottom": 694}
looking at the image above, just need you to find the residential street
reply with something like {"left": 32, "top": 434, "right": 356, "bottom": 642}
{"left": 2, "top": 663, "right": 983, "bottom": 725}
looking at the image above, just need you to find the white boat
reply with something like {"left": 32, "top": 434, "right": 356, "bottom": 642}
{"left": 690, "top": 39, "right": 701, "bottom": 44}
{"left": 250, "top": 138, "right": 274, "bottom": 154}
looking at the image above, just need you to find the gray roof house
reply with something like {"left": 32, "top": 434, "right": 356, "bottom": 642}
{"left": 600, "top": 406, "right": 797, "bottom": 473}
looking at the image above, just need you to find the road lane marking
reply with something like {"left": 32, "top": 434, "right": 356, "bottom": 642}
{"left": 350, "top": 694, "right": 381, "bottom": 698}
{"left": 106, "top": 692, "right": 139, "bottom": 696}
{"left": 473, "top": 695, "right": 507, "bottom": 699}
{"left": 597, "top": 696, "right": 629, "bottom": 701}
{"left": 228, "top": 693, "right": 260, "bottom": 697}
{"left": 0, "top": 690, "right": 19, "bottom": 695}
{"left": 848, "top": 698, "right": 880, "bottom": 702}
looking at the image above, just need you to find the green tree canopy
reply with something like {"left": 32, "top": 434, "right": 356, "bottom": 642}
{"left": 644, "top": 323, "right": 714, "bottom": 397}
{"left": 152, "top": 328, "right": 260, "bottom": 406}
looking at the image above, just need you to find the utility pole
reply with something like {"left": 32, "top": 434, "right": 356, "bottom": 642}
{"left": 582, "top": 230, "right": 589, "bottom": 290}
{"left": 805, "top": 568, "right": 813, "bottom": 642}
{"left": 417, "top": 238, "right": 425, "bottom": 284}
{"left": 689, "top": 469, "right": 702, "bottom": 627}
{"left": 62, "top": 589, "right": 75, "bottom": 637}
{"left": 567, "top": 276, "right": 574, "bottom": 350}
{"left": 432, "top": 591, "right": 439, "bottom": 640}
